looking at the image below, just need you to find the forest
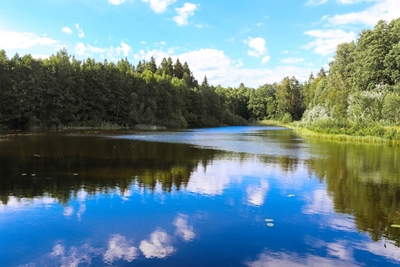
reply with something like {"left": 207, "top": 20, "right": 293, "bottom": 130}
{"left": 1, "top": 18, "right": 400, "bottom": 140}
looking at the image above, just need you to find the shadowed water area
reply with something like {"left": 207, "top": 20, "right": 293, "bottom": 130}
{"left": 1, "top": 126, "right": 400, "bottom": 266}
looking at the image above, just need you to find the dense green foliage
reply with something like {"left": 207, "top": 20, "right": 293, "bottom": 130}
{"left": 0, "top": 50, "right": 305, "bottom": 130}
{"left": 300, "top": 18, "right": 400, "bottom": 140}
{"left": 2, "top": 18, "right": 400, "bottom": 138}
{"left": 0, "top": 50, "right": 249, "bottom": 130}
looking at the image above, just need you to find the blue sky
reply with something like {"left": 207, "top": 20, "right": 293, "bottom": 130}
{"left": 0, "top": 0, "right": 399, "bottom": 87}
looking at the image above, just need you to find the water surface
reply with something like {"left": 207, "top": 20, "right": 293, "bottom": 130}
{"left": 1, "top": 126, "right": 400, "bottom": 266}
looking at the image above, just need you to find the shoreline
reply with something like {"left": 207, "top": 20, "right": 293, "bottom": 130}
{"left": 258, "top": 120, "right": 400, "bottom": 145}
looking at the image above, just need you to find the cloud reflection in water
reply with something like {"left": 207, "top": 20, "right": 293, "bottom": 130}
{"left": 139, "top": 229, "right": 175, "bottom": 258}
{"left": 174, "top": 213, "right": 196, "bottom": 242}
{"left": 103, "top": 234, "right": 138, "bottom": 264}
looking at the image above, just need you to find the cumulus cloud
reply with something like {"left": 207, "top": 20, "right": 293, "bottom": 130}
{"left": 115, "top": 41, "right": 132, "bottom": 56}
{"left": 109, "top": 0, "right": 125, "bottom": 4}
{"left": 103, "top": 235, "right": 138, "bottom": 263}
{"left": 245, "top": 37, "right": 268, "bottom": 58}
{"left": 244, "top": 37, "right": 271, "bottom": 64}
{"left": 143, "top": 0, "right": 176, "bottom": 13}
{"left": 0, "top": 29, "right": 59, "bottom": 50}
{"left": 139, "top": 229, "right": 174, "bottom": 258}
{"left": 62, "top": 27, "right": 72, "bottom": 34}
{"left": 304, "top": 29, "right": 356, "bottom": 55}
{"left": 173, "top": 3, "right": 198, "bottom": 26}
{"left": 75, "top": 23, "right": 85, "bottom": 38}
{"left": 173, "top": 214, "right": 195, "bottom": 242}
{"left": 329, "top": 0, "right": 400, "bottom": 26}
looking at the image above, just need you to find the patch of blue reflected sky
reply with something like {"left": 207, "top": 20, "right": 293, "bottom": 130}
{"left": 1, "top": 155, "right": 399, "bottom": 266}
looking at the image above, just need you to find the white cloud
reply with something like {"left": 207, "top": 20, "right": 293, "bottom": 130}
{"left": 280, "top": 57, "right": 305, "bottom": 64}
{"left": 261, "top": 56, "right": 271, "bottom": 64}
{"left": 179, "top": 49, "right": 314, "bottom": 87}
{"left": 143, "top": 0, "right": 176, "bottom": 13}
{"left": 139, "top": 229, "right": 174, "bottom": 258}
{"left": 304, "top": 29, "right": 356, "bottom": 55}
{"left": 328, "top": 242, "right": 353, "bottom": 260}
{"left": 245, "top": 37, "right": 268, "bottom": 58}
{"left": 77, "top": 203, "right": 86, "bottom": 220}
{"left": 134, "top": 47, "right": 315, "bottom": 87}
{"left": 74, "top": 41, "right": 131, "bottom": 59}
{"left": 0, "top": 29, "right": 59, "bottom": 50}
{"left": 246, "top": 180, "right": 269, "bottom": 206}
{"left": 0, "top": 196, "right": 57, "bottom": 213}
{"left": 74, "top": 42, "right": 105, "bottom": 56}
{"left": 49, "top": 243, "right": 102, "bottom": 267}
{"left": 75, "top": 23, "right": 85, "bottom": 38}
{"left": 337, "top": 0, "right": 376, "bottom": 4}
{"left": 113, "top": 41, "right": 132, "bottom": 57}
{"left": 303, "top": 188, "right": 334, "bottom": 214}
{"left": 173, "top": 214, "right": 195, "bottom": 242}
{"left": 173, "top": 3, "right": 198, "bottom": 26}
{"left": 103, "top": 235, "right": 138, "bottom": 263}
{"left": 185, "top": 159, "right": 237, "bottom": 195}
{"left": 329, "top": 0, "right": 400, "bottom": 26}
{"left": 246, "top": 250, "right": 359, "bottom": 267}
{"left": 63, "top": 206, "right": 74, "bottom": 217}
{"left": 62, "top": 27, "right": 72, "bottom": 34}
{"left": 357, "top": 239, "right": 400, "bottom": 264}
{"left": 194, "top": 24, "right": 207, "bottom": 28}
{"left": 109, "top": 0, "right": 126, "bottom": 5}
{"left": 306, "top": 0, "right": 329, "bottom": 6}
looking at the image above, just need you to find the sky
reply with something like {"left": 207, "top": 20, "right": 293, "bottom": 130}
{"left": 0, "top": 0, "right": 399, "bottom": 88}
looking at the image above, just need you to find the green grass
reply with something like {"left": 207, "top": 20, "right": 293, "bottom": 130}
{"left": 258, "top": 119, "right": 400, "bottom": 145}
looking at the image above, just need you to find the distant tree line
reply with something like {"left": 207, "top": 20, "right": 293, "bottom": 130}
{"left": 0, "top": 47, "right": 305, "bottom": 130}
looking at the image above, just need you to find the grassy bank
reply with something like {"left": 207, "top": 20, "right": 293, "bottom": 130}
{"left": 259, "top": 119, "right": 400, "bottom": 145}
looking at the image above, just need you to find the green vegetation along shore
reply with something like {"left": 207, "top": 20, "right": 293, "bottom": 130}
{"left": 1, "top": 18, "right": 400, "bottom": 142}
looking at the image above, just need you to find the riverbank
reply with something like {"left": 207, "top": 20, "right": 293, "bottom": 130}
{"left": 259, "top": 120, "right": 400, "bottom": 145}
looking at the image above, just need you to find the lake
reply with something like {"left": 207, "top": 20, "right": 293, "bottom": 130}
{"left": 1, "top": 126, "right": 400, "bottom": 266}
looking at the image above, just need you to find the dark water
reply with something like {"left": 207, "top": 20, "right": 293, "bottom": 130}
{"left": 1, "top": 126, "right": 400, "bottom": 266}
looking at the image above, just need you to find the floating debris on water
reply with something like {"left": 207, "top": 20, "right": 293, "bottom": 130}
{"left": 31, "top": 174, "right": 36, "bottom": 177}
{"left": 266, "top": 223, "right": 274, "bottom": 227}
{"left": 33, "top": 154, "right": 41, "bottom": 157}
{"left": 391, "top": 224, "right": 400, "bottom": 228}
{"left": 265, "top": 219, "right": 274, "bottom": 222}
{"left": 73, "top": 173, "right": 78, "bottom": 176}
{"left": 22, "top": 173, "right": 27, "bottom": 176}
{"left": 287, "top": 194, "right": 295, "bottom": 197}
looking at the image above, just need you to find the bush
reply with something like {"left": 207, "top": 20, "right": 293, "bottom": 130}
{"left": 384, "top": 128, "right": 397, "bottom": 140}
{"left": 281, "top": 113, "right": 293, "bottom": 124}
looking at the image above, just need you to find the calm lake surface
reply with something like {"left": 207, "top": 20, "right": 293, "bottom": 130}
{"left": 1, "top": 126, "right": 400, "bottom": 266}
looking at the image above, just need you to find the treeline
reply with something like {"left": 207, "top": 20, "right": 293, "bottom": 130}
{"left": 300, "top": 18, "right": 400, "bottom": 140}
{"left": 0, "top": 50, "right": 250, "bottom": 130}
{"left": 2, "top": 18, "right": 399, "bottom": 134}
{"left": 0, "top": 50, "right": 305, "bottom": 130}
